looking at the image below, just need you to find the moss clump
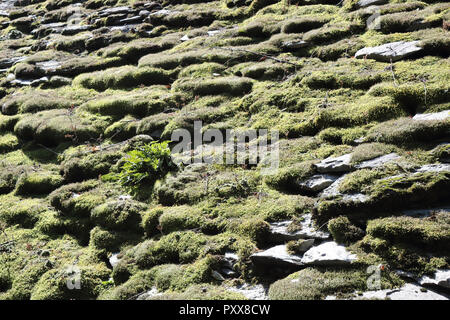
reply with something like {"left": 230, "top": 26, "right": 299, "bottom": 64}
{"left": 0, "top": 165, "right": 28, "bottom": 194}
{"left": 226, "top": 217, "right": 270, "bottom": 246}
{"left": 0, "top": 134, "right": 19, "bottom": 153}
{"left": 313, "top": 96, "right": 406, "bottom": 129}
{"left": 82, "top": 89, "right": 181, "bottom": 118}
{"left": 360, "top": 234, "right": 448, "bottom": 276}
{"left": 73, "top": 66, "right": 173, "bottom": 91}
{"left": 430, "top": 143, "right": 450, "bottom": 162}
{"left": 149, "top": 255, "right": 221, "bottom": 292}
{"left": 350, "top": 142, "right": 396, "bottom": 164}
{"left": 159, "top": 205, "right": 207, "bottom": 234}
{"left": 172, "top": 77, "right": 253, "bottom": 97}
{"left": 1, "top": 91, "right": 73, "bottom": 115}
{"left": 318, "top": 126, "right": 370, "bottom": 145}
{"left": 99, "top": 269, "right": 153, "bottom": 300}
{"left": 89, "top": 226, "right": 126, "bottom": 251}
{"left": 142, "top": 207, "right": 164, "bottom": 237}
{"left": 179, "top": 62, "right": 227, "bottom": 78}
{"left": 368, "top": 81, "right": 450, "bottom": 114}
{"left": 0, "top": 115, "right": 22, "bottom": 133}
{"left": 268, "top": 267, "right": 402, "bottom": 300}
{"left": 150, "top": 284, "right": 247, "bottom": 300}
{"left": 30, "top": 265, "right": 110, "bottom": 300}
{"left": 316, "top": 171, "right": 450, "bottom": 221}
{"left": 60, "top": 150, "right": 122, "bottom": 182}
{"left": 14, "top": 109, "right": 110, "bottom": 147}
{"left": 367, "top": 118, "right": 450, "bottom": 144}
{"left": 366, "top": 213, "right": 450, "bottom": 250}
{"left": 264, "top": 161, "right": 315, "bottom": 192}
{"left": 15, "top": 172, "right": 63, "bottom": 196}
{"left": 124, "top": 231, "right": 254, "bottom": 269}
{"left": 286, "top": 239, "right": 314, "bottom": 255}
{"left": 328, "top": 216, "right": 365, "bottom": 245}
{"left": 282, "top": 16, "right": 330, "bottom": 34}
{"left": 0, "top": 195, "right": 46, "bottom": 228}
{"left": 338, "top": 169, "right": 383, "bottom": 194}
{"left": 303, "top": 22, "right": 362, "bottom": 44}
{"left": 91, "top": 199, "right": 147, "bottom": 232}
{"left": 49, "top": 180, "right": 111, "bottom": 218}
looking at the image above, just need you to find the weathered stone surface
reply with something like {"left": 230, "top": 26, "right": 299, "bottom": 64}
{"left": 250, "top": 245, "right": 304, "bottom": 268}
{"left": 297, "top": 174, "right": 340, "bottom": 193}
{"left": 357, "top": 0, "right": 387, "bottom": 8}
{"left": 413, "top": 110, "right": 449, "bottom": 121}
{"left": 109, "top": 253, "right": 120, "bottom": 268}
{"left": 137, "top": 287, "right": 163, "bottom": 300}
{"left": 301, "top": 241, "right": 357, "bottom": 266}
{"left": 327, "top": 283, "right": 449, "bottom": 300}
{"left": 418, "top": 269, "right": 450, "bottom": 289}
{"left": 282, "top": 40, "right": 308, "bottom": 50}
{"left": 416, "top": 163, "right": 450, "bottom": 173}
{"left": 355, "top": 153, "right": 400, "bottom": 169}
{"left": 269, "top": 214, "right": 330, "bottom": 242}
{"left": 315, "top": 154, "right": 352, "bottom": 173}
{"left": 227, "top": 284, "right": 268, "bottom": 300}
{"left": 355, "top": 41, "right": 423, "bottom": 62}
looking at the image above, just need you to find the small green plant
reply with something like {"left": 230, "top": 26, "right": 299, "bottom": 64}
{"left": 117, "top": 141, "right": 177, "bottom": 188}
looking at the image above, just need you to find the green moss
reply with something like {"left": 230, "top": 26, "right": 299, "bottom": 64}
{"left": 268, "top": 267, "right": 402, "bottom": 300}
{"left": 49, "top": 180, "right": 114, "bottom": 218}
{"left": 124, "top": 231, "right": 254, "bottom": 269}
{"left": 0, "top": 115, "right": 22, "bottom": 133}
{"left": 366, "top": 213, "right": 450, "bottom": 250}
{"left": 303, "top": 22, "right": 363, "bottom": 44}
{"left": 264, "top": 161, "right": 315, "bottom": 192}
{"left": 73, "top": 66, "right": 173, "bottom": 91}
{"left": 0, "top": 134, "right": 19, "bottom": 153}
{"left": 286, "top": 239, "right": 314, "bottom": 255}
{"left": 142, "top": 207, "right": 164, "bottom": 237}
{"left": 0, "top": 195, "right": 46, "bottom": 228}
{"left": 226, "top": 217, "right": 270, "bottom": 245}
{"left": 15, "top": 171, "right": 63, "bottom": 195}
{"left": 282, "top": 16, "right": 330, "bottom": 33}
{"left": 430, "top": 143, "right": 450, "bottom": 162}
{"left": 150, "top": 284, "right": 247, "bottom": 300}
{"left": 313, "top": 96, "right": 407, "bottom": 129}
{"left": 91, "top": 199, "right": 147, "bottom": 232}
{"left": 14, "top": 109, "right": 111, "bottom": 147}
{"left": 89, "top": 226, "right": 126, "bottom": 251}
{"left": 30, "top": 265, "right": 110, "bottom": 300}
{"left": 100, "top": 269, "right": 153, "bottom": 300}
{"left": 318, "top": 126, "right": 371, "bottom": 145}
{"left": 1, "top": 91, "right": 73, "bottom": 115}
{"left": 367, "top": 117, "right": 449, "bottom": 144}
{"left": 82, "top": 88, "right": 181, "bottom": 118}
{"left": 150, "top": 255, "right": 221, "bottom": 292}
{"left": 328, "top": 216, "right": 365, "bottom": 245}
{"left": 360, "top": 234, "right": 448, "bottom": 276}
{"left": 172, "top": 76, "right": 253, "bottom": 97}
{"left": 350, "top": 142, "right": 396, "bottom": 164}
{"left": 0, "top": 165, "right": 28, "bottom": 194}
{"left": 179, "top": 62, "right": 227, "bottom": 78}
{"left": 316, "top": 171, "right": 450, "bottom": 221}
{"left": 338, "top": 169, "right": 383, "bottom": 194}
{"left": 368, "top": 80, "right": 450, "bottom": 114}
{"left": 159, "top": 205, "right": 207, "bottom": 234}
{"left": 60, "top": 149, "right": 122, "bottom": 182}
